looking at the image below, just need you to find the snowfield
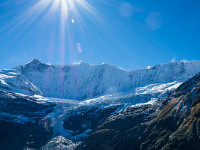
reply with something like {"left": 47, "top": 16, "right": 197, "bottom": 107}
{"left": 12, "top": 59, "right": 200, "bottom": 99}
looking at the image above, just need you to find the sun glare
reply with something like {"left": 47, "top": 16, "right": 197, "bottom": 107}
{"left": 0, "top": 0, "right": 107, "bottom": 64}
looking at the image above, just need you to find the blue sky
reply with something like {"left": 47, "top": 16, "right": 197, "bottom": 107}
{"left": 0, "top": 0, "right": 200, "bottom": 70}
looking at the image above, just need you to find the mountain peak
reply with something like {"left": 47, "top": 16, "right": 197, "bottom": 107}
{"left": 23, "top": 59, "right": 45, "bottom": 69}
{"left": 25, "top": 59, "right": 44, "bottom": 67}
{"left": 30, "top": 59, "right": 42, "bottom": 64}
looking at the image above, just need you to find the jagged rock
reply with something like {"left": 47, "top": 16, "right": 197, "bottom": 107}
{"left": 77, "top": 73, "right": 200, "bottom": 150}
{"left": 0, "top": 91, "right": 54, "bottom": 150}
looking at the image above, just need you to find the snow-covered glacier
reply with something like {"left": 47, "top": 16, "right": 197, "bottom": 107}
{"left": 0, "top": 69, "right": 42, "bottom": 95}
{"left": 8, "top": 59, "right": 200, "bottom": 100}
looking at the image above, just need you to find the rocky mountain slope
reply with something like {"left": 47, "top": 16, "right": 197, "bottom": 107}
{"left": 140, "top": 72, "right": 200, "bottom": 150}
{"left": 78, "top": 72, "right": 200, "bottom": 150}
{"left": 0, "top": 91, "right": 54, "bottom": 150}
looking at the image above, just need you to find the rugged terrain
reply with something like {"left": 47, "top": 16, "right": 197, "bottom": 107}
{"left": 2, "top": 59, "right": 200, "bottom": 99}
{"left": 0, "top": 91, "right": 54, "bottom": 149}
{"left": 0, "top": 59, "right": 200, "bottom": 149}
{"left": 78, "top": 73, "right": 200, "bottom": 150}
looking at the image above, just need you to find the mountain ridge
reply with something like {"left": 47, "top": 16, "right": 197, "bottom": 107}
{"left": 13, "top": 59, "right": 200, "bottom": 99}
{"left": 17, "top": 59, "right": 200, "bottom": 71}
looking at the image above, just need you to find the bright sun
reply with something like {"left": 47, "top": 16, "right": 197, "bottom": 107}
{"left": 26, "top": 0, "right": 103, "bottom": 26}
{"left": 4, "top": 0, "right": 105, "bottom": 64}
{"left": 26, "top": 0, "right": 102, "bottom": 26}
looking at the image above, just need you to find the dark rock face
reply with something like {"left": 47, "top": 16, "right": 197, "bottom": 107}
{"left": 77, "top": 73, "right": 200, "bottom": 150}
{"left": 0, "top": 91, "right": 53, "bottom": 117}
{"left": 63, "top": 106, "right": 119, "bottom": 137}
{"left": 141, "top": 73, "right": 200, "bottom": 150}
{"left": 76, "top": 103, "right": 161, "bottom": 150}
{"left": 0, "top": 120, "right": 53, "bottom": 150}
{"left": 0, "top": 91, "right": 54, "bottom": 150}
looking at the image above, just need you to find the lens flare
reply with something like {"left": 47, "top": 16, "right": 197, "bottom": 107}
{"left": 0, "top": 0, "right": 109, "bottom": 98}
{"left": 0, "top": 0, "right": 107, "bottom": 64}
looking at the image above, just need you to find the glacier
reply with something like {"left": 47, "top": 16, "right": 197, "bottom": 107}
{"left": 3, "top": 59, "right": 200, "bottom": 100}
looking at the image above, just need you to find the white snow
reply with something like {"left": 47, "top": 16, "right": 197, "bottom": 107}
{"left": 135, "top": 81, "right": 182, "bottom": 95}
{"left": 41, "top": 136, "right": 80, "bottom": 150}
{"left": 130, "top": 98, "right": 157, "bottom": 108}
{"left": 0, "top": 60, "right": 199, "bottom": 101}
{"left": 10, "top": 60, "right": 200, "bottom": 99}
{"left": 0, "top": 69, "right": 42, "bottom": 96}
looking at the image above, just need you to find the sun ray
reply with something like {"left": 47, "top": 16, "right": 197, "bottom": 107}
{"left": 0, "top": 0, "right": 111, "bottom": 65}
